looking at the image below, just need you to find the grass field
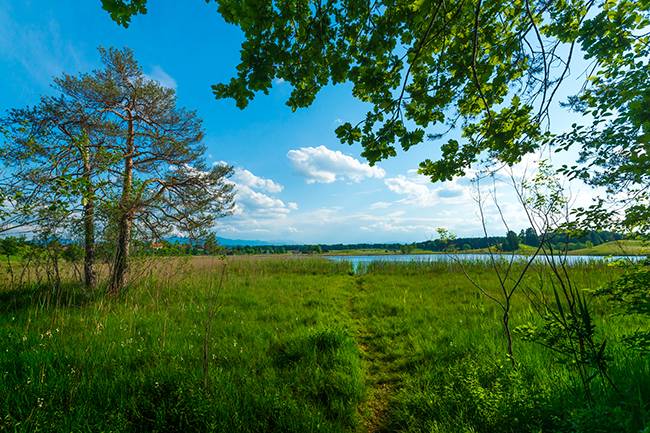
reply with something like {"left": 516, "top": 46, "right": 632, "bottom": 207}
{"left": 1, "top": 256, "right": 649, "bottom": 432}
{"left": 461, "top": 240, "right": 649, "bottom": 256}
{"left": 570, "top": 240, "right": 650, "bottom": 256}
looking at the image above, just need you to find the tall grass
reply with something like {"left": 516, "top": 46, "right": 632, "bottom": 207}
{"left": 0, "top": 256, "right": 648, "bottom": 432}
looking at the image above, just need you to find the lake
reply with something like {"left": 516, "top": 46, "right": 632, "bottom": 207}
{"left": 326, "top": 253, "right": 644, "bottom": 270}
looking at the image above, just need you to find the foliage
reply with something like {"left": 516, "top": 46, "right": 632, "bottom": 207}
{"left": 61, "top": 244, "right": 84, "bottom": 263}
{"left": 523, "top": 228, "right": 540, "bottom": 247}
{"left": 0, "top": 72, "right": 120, "bottom": 289}
{"left": 556, "top": 2, "right": 650, "bottom": 236}
{"left": 99, "top": 1, "right": 649, "bottom": 186}
{"left": 0, "top": 237, "right": 23, "bottom": 258}
{"left": 202, "top": 232, "right": 222, "bottom": 255}
{"left": 516, "top": 282, "right": 610, "bottom": 400}
{"left": 0, "top": 47, "right": 236, "bottom": 295}
{"left": 501, "top": 230, "right": 520, "bottom": 252}
{"left": 596, "top": 258, "right": 650, "bottom": 353}
{"left": 100, "top": 0, "right": 147, "bottom": 27}
{"left": 549, "top": 3, "right": 650, "bottom": 361}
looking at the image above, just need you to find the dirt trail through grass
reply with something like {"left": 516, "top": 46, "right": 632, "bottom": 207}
{"left": 348, "top": 275, "right": 401, "bottom": 433}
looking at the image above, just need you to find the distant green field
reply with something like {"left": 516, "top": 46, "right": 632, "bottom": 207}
{"left": 454, "top": 240, "right": 649, "bottom": 256}
{"left": 1, "top": 257, "right": 648, "bottom": 432}
{"left": 569, "top": 240, "right": 650, "bottom": 256}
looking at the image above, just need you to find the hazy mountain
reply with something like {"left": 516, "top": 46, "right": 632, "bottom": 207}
{"left": 165, "top": 236, "right": 290, "bottom": 247}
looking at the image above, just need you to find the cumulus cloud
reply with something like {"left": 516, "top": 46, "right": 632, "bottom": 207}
{"left": 236, "top": 186, "right": 287, "bottom": 212}
{"left": 385, "top": 175, "right": 438, "bottom": 206}
{"left": 287, "top": 145, "right": 385, "bottom": 184}
{"left": 145, "top": 65, "right": 177, "bottom": 90}
{"left": 233, "top": 168, "right": 283, "bottom": 193}
{"left": 219, "top": 165, "right": 296, "bottom": 217}
{"left": 384, "top": 171, "right": 472, "bottom": 207}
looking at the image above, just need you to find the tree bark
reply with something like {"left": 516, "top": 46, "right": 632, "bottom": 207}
{"left": 109, "top": 113, "right": 135, "bottom": 295}
{"left": 82, "top": 147, "right": 96, "bottom": 290}
{"left": 109, "top": 209, "right": 132, "bottom": 295}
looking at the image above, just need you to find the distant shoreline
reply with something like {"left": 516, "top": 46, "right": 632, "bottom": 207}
{"left": 320, "top": 240, "right": 649, "bottom": 257}
{"left": 321, "top": 251, "right": 647, "bottom": 257}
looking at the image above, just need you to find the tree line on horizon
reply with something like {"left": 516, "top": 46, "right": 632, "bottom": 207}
{"left": 0, "top": 228, "right": 627, "bottom": 260}
{"left": 224, "top": 229, "right": 625, "bottom": 255}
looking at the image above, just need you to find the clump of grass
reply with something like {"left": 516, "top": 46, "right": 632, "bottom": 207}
{"left": 272, "top": 327, "right": 365, "bottom": 427}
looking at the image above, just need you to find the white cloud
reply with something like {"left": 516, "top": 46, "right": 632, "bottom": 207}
{"left": 287, "top": 145, "right": 385, "bottom": 184}
{"left": 146, "top": 65, "right": 177, "bottom": 90}
{"left": 370, "top": 201, "right": 393, "bottom": 210}
{"left": 233, "top": 168, "right": 283, "bottom": 193}
{"left": 236, "top": 186, "right": 288, "bottom": 212}
{"left": 383, "top": 170, "right": 473, "bottom": 208}
{"left": 212, "top": 164, "right": 305, "bottom": 241}
{"left": 214, "top": 157, "right": 605, "bottom": 244}
{"left": 217, "top": 164, "right": 297, "bottom": 219}
{"left": 385, "top": 175, "right": 438, "bottom": 206}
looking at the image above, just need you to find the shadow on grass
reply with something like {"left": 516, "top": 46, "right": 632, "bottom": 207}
{"left": 271, "top": 327, "right": 365, "bottom": 428}
{"left": 0, "top": 282, "right": 103, "bottom": 314}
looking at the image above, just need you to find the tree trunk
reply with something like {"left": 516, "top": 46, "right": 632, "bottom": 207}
{"left": 109, "top": 113, "right": 134, "bottom": 295}
{"left": 503, "top": 309, "right": 515, "bottom": 366}
{"left": 82, "top": 148, "right": 96, "bottom": 290}
{"left": 109, "top": 211, "right": 132, "bottom": 295}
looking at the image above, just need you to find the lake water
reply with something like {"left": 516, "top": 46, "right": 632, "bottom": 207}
{"left": 326, "top": 253, "right": 644, "bottom": 270}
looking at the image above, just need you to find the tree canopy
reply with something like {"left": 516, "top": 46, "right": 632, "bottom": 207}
{"left": 99, "top": 0, "right": 649, "bottom": 184}
{"left": 0, "top": 47, "right": 236, "bottom": 294}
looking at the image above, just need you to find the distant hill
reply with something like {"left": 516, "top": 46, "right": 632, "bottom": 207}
{"left": 216, "top": 237, "right": 281, "bottom": 247}
{"left": 568, "top": 240, "right": 649, "bottom": 256}
{"left": 164, "top": 236, "right": 285, "bottom": 247}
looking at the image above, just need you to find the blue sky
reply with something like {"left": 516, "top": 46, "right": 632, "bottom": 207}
{"left": 0, "top": 0, "right": 599, "bottom": 243}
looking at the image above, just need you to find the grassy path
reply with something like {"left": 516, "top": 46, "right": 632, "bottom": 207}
{"left": 348, "top": 275, "right": 402, "bottom": 433}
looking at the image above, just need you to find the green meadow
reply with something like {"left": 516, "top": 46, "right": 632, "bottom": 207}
{"left": 1, "top": 257, "right": 649, "bottom": 432}
{"left": 569, "top": 240, "right": 650, "bottom": 256}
